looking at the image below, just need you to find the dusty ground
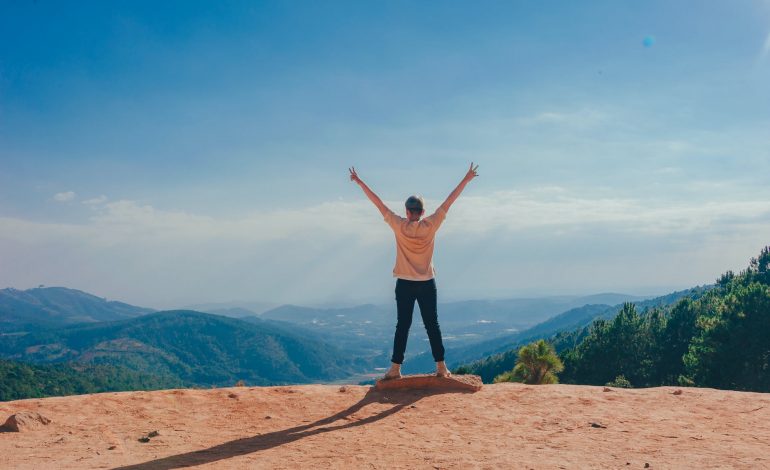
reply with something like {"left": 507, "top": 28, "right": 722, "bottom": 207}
{"left": 1, "top": 382, "right": 769, "bottom": 469}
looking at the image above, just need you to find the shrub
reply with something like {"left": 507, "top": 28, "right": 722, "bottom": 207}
{"left": 493, "top": 340, "right": 563, "bottom": 385}
{"left": 605, "top": 375, "right": 632, "bottom": 388}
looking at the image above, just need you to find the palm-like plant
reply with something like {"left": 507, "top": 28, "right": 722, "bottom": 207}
{"left": 494, "top": 339, "right": 564, "bottom": 384}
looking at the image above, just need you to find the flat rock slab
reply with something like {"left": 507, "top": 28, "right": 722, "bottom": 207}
{"left": 374, "top": 374, "right": 482, "bottom": 392}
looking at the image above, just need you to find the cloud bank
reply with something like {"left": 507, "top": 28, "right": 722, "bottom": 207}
{"left": 1, "top": 187, "right": 768, "bottom": 308}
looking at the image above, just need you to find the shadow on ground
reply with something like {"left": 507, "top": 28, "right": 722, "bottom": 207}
{"left": 113, "top": 387, "right": 471, "bottom": 470}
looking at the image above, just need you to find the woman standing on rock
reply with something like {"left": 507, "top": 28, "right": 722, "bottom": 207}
{"left": 349, "top": 163, "right": 479, "bottom": 380}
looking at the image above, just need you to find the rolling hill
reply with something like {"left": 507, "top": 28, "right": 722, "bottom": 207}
{"left": 403, "top": 287, "right": 709, "bottom": 374}
{"left": 0, "top": 310, "right": 368, "bottom": 387}
{"left": 256, "top": 293, "right": 650, "bottom": 361}
{"left": 0, "top": 287, "right": 153, "bottom": 331}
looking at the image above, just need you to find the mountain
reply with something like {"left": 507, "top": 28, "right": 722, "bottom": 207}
{"left": 197, "top": 307, "right": 260, "bottom": 318}
{"left": 429, "top": 293, "right": 649, "bottom": 328}
{"left": 404, "top": 287, "right": 708, "bottom": 374}
{"left": 556, "top": 247, "right": 770, "bottom": 391}
{"left": 0, "top": 287, "right": 153, "bottom": 331}
{"left": 256, "top": 293, "right": 651, "bottom": 362}
{"left": 0, "top": 310, "right": 368, "bottom": 387}
{"left": 183, "top": 300, "right": 278, "bottom": 317}
{"left": 262, "top": 303, "right": 390, "bottom": 325}
{"left": 261, "top": 293, "right": 649, "bottom": 330}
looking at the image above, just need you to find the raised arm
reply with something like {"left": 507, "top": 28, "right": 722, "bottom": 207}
{"left": 349, "top": 167, "right": 392, "bottom": 217}
{"left": 439, "top": 162, "right": 479, "bottom": 212}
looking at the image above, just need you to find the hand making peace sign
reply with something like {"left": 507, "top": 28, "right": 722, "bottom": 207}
{"left": 349, "top": 166, "right": 361, "bottom": 184}
{"left": 464, "top": 162, "right": 480, "bottom": 182}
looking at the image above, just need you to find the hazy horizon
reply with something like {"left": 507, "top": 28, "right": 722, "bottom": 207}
{"left": 1, "top": 283, "right": 689, "bottom": 312}
{"left": 2, "top": 1, "right": 768, "bottom": 308}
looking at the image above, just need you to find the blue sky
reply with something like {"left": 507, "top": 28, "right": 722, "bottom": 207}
{"left": 1, "top": 1, "right": 769, "bottom": 308}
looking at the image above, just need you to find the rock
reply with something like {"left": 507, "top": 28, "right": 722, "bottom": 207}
{"left": 374, "top": 374, "right": 482, "bottom": 392}
{"left": 338, "top": 386, "right": 348, "bottom": 393}
{"left": 108, "top": 445, "right": 117, "bottom": 450}
{"left": 590, "top": 422, "right": 607, "bottom": 429}
{"left": 0, "top": 411, "right": 51, "bottom": 432}
{"left": 603, "top": 387, "right": 613, "bottom": 392}
{"left": 672, "top": 390, "right": 683, "bottom": 395}
{"left": 645, "top": 463, "right": 650, "bottom": 468}
{"left": 138, "top": 430, "right": 159, "bottom": 442}
{"left": 228, "top": 393, "right": 238, "bottom": 399}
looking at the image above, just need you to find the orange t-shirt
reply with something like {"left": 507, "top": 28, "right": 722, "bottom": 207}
{"left": 382, "top": 205, "right": 448, "bottom": 281}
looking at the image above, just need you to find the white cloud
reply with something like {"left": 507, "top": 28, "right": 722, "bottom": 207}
{"left": 516, "top": 109, "right": 609, "bottom": 129}
{"left": 6, "top": 188, "right": 770, "bottom": 247}
{"left": 81, "top": 195, "right": 108, "bottom": 205}
{"left": 53, "top": 191, "right": 76, "bottom": 202}
{"left": 440, "top": 190, "right": 770, "bottom": 236}
{"left": 2, "top": 189, "right": 769, "bottom": 307}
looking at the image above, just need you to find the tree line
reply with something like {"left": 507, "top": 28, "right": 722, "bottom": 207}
{"left": 0, "top": 359, "right": 182, "bottom": 401}
{"left": 480, "top": 247, "right": 770, "bottom": 392}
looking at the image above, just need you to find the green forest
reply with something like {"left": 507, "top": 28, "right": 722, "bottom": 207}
{"left": 4, "top": 248, "right": 768, "bottom": 400}
{"left": 0, "top": 359, "right": 182, "bottom": 401}
{"left": 461, "top": 246, "right": 770, "bottom": 392}
{"left": 0, "top": 310, "right": 363, "bottom": 394}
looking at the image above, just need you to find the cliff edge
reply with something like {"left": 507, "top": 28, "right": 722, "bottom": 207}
{"left": 1, "top": 381, "right": 769, "bottom": 469}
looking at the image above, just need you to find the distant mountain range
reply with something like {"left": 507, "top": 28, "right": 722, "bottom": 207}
{"left": 0, "top": 287, "right": 153, "bottom": 331}
{"left": 183, "top": 300, "right": 278, "bottom": 317}
{"left": 0, "top": 286, "right": 663, "bottom": 391}
{"left": 251, "top": 293, "right": 651, "bottom": 358}
{"left": 0, "top": 310, "right": 368, "bottom": 387}
{"left": 258, "top": 293, "right": 649, "bottom": 329}
{"left": 402, "top": 287, "right": 710, "bottom": 374}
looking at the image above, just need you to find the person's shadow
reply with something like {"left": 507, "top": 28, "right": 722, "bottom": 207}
{"left": 113, "top": 387, "right": 470, "bottom": 470}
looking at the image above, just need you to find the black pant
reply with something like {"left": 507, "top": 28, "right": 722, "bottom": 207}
{"left": 390, "top": 278, "right": 446, "bottom": 364}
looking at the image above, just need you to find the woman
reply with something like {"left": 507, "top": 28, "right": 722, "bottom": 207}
{"left": 349, "top": 163, "right": 479, "bottom": 379}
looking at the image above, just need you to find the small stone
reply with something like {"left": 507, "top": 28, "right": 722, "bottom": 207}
{"left": 338, "top": 386, "right": 348, "bottom": 392}
{"left": 603, "top": 387, "right": 613, "bottom": 392}
{"left": 138, "top": 437, "right": 150, "bottom": 443}
{"left": 264, "top": 415, "right": 272, "bottom": 419}
{"left": 228, "top": 393, "right": 238, "bottom": 399}
{"left": 0, "top": 412, "right": 51, "bottom": 432}
{"left": 645, "top": 464, "right": 650, "bottom": 468}
{"left": 672, "top": 390, "right": 683, "bottom": 395}
{"left": 590, "top": 422, "right": 607, "bottom": 429}
{"left": 147, "top": 430, "right": 159, "bottom": 438}
{"left": 108, "top": 446, "right": 117, "bottom": 450}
